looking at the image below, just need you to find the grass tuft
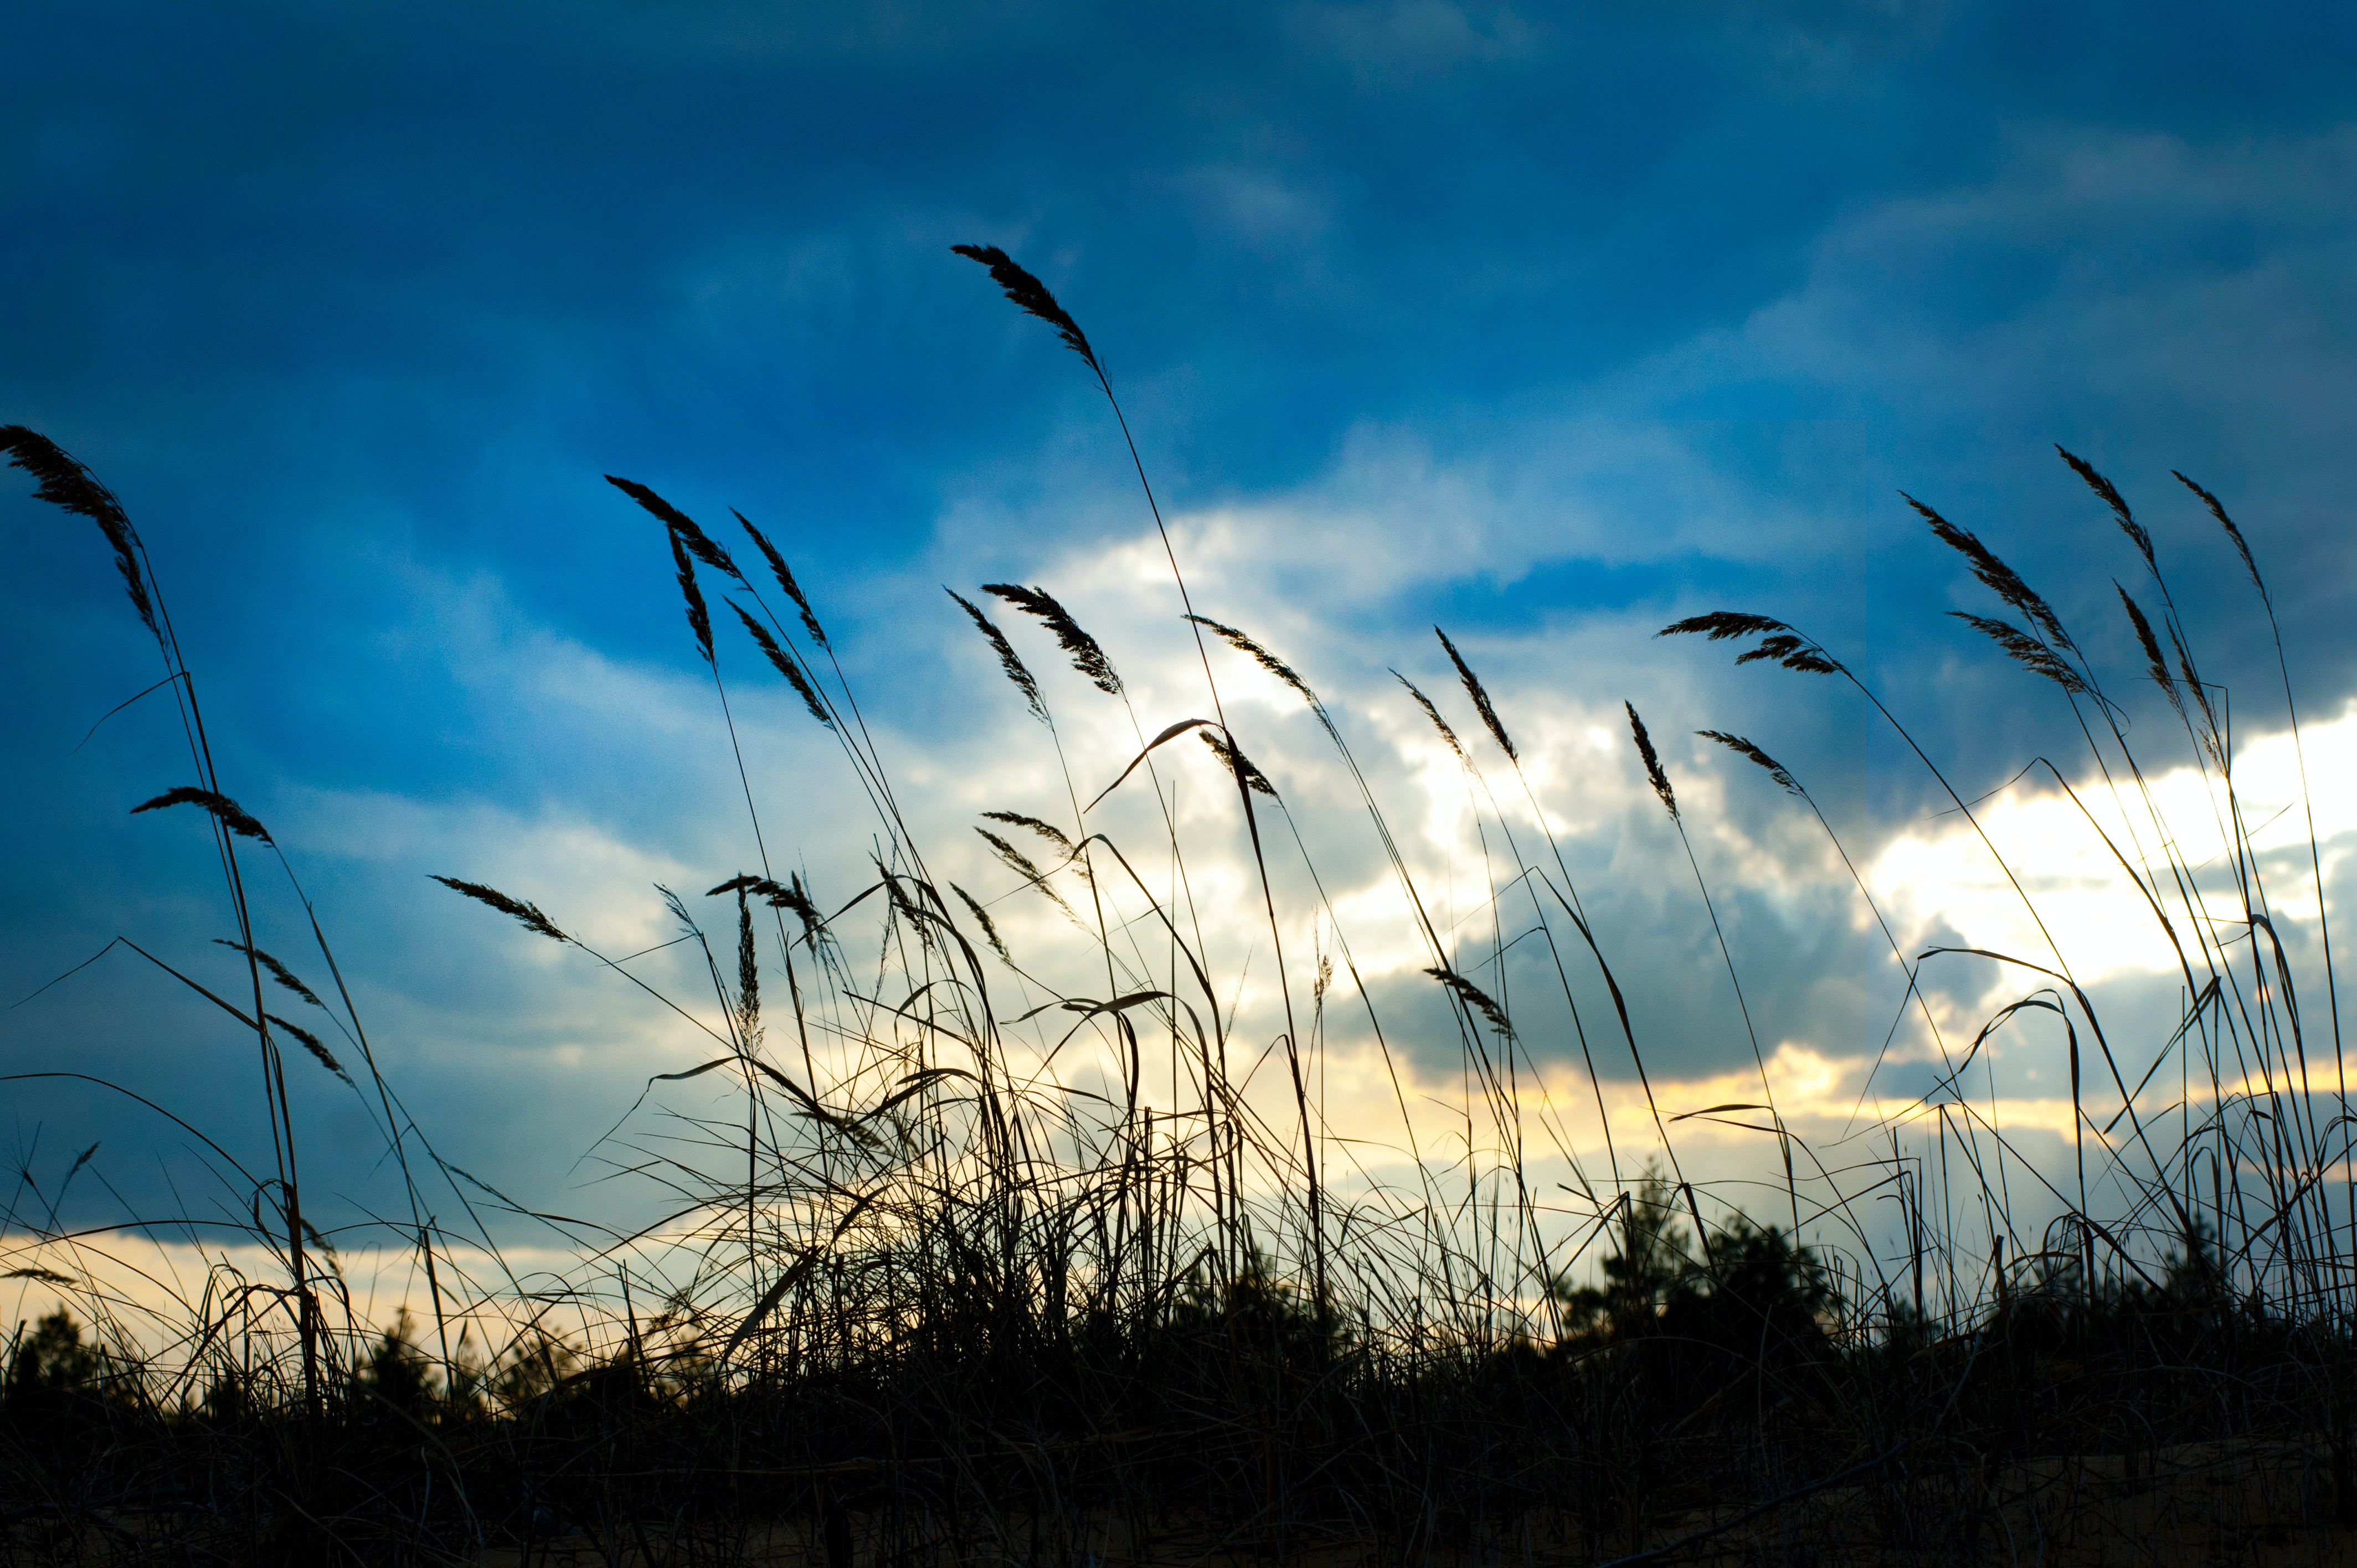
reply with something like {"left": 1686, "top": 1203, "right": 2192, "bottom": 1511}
{"left": 429, "top": 874, "right": 568, "bottom": 942}
{"left": 129, "top": 785, "right": 273, "bottom": 843}
{"left": 1, "top": 423, "right": 156, "bottom": 633}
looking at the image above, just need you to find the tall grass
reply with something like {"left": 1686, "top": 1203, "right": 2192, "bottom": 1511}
{"left": 2, "top": 254, "right": 2351, "bottom": 1566}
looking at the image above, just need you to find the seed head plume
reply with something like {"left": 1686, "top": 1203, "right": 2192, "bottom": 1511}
{"left": 1658, "top": 612, "right": 1843, "bottom": 675}
{"left": 984, "top": 583, "right": 1123, "bottom": 696}
{"left": 131, "top": 787, "right": 273, "bottom": 844}
{"left": 1948, "top": 612, "right": 2089, "bottom": 694}
{"left": 1661, "top": 611, "right": 1787, "bottom": 643}
{"left": 669, "top": 528, "right": 716, "bottom": 666}
{"left": 430, "top": 875, "right": 568, "bottom": 943}
{"left": 975, "top": 828, "right": 1075, "bottom": 917}
{"left": 1201, "top": 728, "right": 1279, "bottom": 798}
{"left": 948, "top": 590, "right": 1047, "bottom": 724}
{"left": 729, "top": 601, "right": 833, "bottom": 729}
{"left": 1696, "top": 731, "right": 1802, "bottom": 796}
{"left": 767, "top": 874, "right": 826, "bottom": 946}
{"left": 950, "top": 883, "right": 1011, "bottom": 963}
{"left": 1187, "top": 615, "right": 1326, "bottom": 716}
{"left": 676, "top": 518, "right": 741, "bottom": 582}
{"left": 1434, "top": 628, "right": 1516, "bottom": 760}
{"left": 606, "top": 476, "right": 745, "bottom": 583}
{"left": 950, "top": 244, "right": 1100, "bottom": 376}
{"left": 1426, "top": 966, "right": 1513, "bottom": 1038}
{"left": 1625, "top": 703, "right": 1677, "bottom": 820}
{"left": 657, "top": 884, "right": 702, "bottom": 943}
{"left": 2173, "top": 472, "right": 2269, "bottom": 610}
{"left": 981, "top": 811, "right": 1074, "bottom": 854}
{"left": 734, "top": 510, "right": 828, "bottom": 648}
{"left": 2167, "top": 617, "right": 2220, "bottom": 752}
{"left": 734, "top": 888, "right": 761, "bottom": 1051}
{"left": 1, "top": 425, "right": 156, "bottom": 635}
{"left": 268, "top": 1013, "right": 351, "bottom": 1085}
{"left": 214, "top": 940, "right": 325, "bottom": 1008}
{"left": 2113, "top": 585, "right": 2183, "bottom": 715}
{"left": 1902, "top": 493, "right": 2076, "bottom": 652}
{"left": 606, "top": 475, "right": 731, "bottom": 666}
{"left": 605, "top": 473, "right": 695, "bottom": 534}
{"left": 1394, "top": 673, "right": 1468, "bottom": 762}
{"left": 2056, "top": 446, "right": 2152, "bottom": 570}
{"left": 708, "top": 873, "right": 769, "bottom": 897}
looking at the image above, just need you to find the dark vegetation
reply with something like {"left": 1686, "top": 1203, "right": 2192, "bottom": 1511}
{"left": 2, "top": 251, "right": 2352, "bottom": 1564}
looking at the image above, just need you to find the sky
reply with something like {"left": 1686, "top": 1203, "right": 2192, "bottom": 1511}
{"left": 4, "top": 0, "right": 2355, "bottom": 1306}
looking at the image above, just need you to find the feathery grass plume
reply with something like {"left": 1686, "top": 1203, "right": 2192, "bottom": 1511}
{"left": 1200, "top": 727, "right": 1279, "bottom": 798}
{"left": 1696, "top": 730, "right": 1800, "bottom": 796}
{"left": 604, "top": 472, "right": 697, "bottom": 533}
{"left": 981, "top": 810, "right": 1074, "bottom": 853}
{"left": 975, "top": 828, "right": 1075, "bottom": 916}
{"left": 975, "top": 827, "right": 1049, "bottom": 886}
{"left": 1949, "top": 612, "right": 2090, "bottom": 694}
{"left": 728, "top": 601, "right": 833, "bottom": 728}
{"left": 2168, "top": 615, "right": 2221, "bottom": 747}
{"left": 734, "top": 509, "right": 828, "bottom": 647}
{"left": 1186, "top": 613, "right": 1325, "bottom": 712}
{"left": 1434, "top": 627, "right": 1517, "bottom": 760}
{"left": 430, "top": 875, "right": 567, "bottom": 942}
{"left": 948, "top": 589, "right": 1046, "bottom": 723}
{"left": 2057, "top": 445, "right": 2152, "bottom": 569}
{"left": 606, "top": 475, "right": 745, "bottom": 583}
{"left": 1426, "top": 966, "right": 1513, "bottom": 1038}
{"left": 949, "top": 882, "right": 1011, "bottom": 963}
{"left": 131, "top": 786, "right": 273, "bottom": 844}
{"left": 1394, "top": 672, "right": 1468, "bottom": 762}
{"left": 213, "top": 940, "right": 325, "bottom": 1008}
{"left": 1625, "top": 703, "right": 1678, "bottom": 819}
{"left": 1903, "top": 492, "right": 2076, "bottom": 652}
{"left": 766, "top": 873, "right": 826, "bottom": 946}
{"left": 299, "top": 1218, "right": 341, "bottom": 1276}
{"left": 675, "top": 517, "right": 743, "bottom": 582}
{"left": 2173, "top": 472, "right": 2269, "bottom": 607}
{"left": 950, "top": 244, "right": 1099, "bottom": 375}
{"left": 1662, "top": 610, "right": 1784, "bottom": 643}
{"left": 668, "top": 528, "right": 716, "bottom": 666}
{"left": 984, "top": 582, "right": 1123, "bottom": 696}
{"left": 267, "top": 1013, "right": 351, "bottom": 1085}
{"left": 1, "top": 425, "right": 155, "bottom": 634}
{"left": 1658, "top": 611, "right": 1844, "bottom": 674}
{"left": 2114, "top": 584, "right": 2183, "bottom": 714}
{"left": 656, "top": 885, "right": 708, "bottom": 957}
{"left": 734, "top": 888, "right": 760, "bottom": 1050}
{"left": 0, "top": 1267, "right": 76, "bottom": 1285}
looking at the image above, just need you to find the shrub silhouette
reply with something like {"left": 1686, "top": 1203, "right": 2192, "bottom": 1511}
{"left": 353, "top": 1307, "right": 438, "bottom": 1417}
{"left": 4, "top": 1309, "right": 106, "bottom": 1398}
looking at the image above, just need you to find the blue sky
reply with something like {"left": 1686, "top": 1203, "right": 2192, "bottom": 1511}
{"left": 6, "top": 0, "right": 2355, "bottom": 1262}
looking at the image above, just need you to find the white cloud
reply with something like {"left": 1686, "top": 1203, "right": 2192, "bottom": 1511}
{"left": 1870, "top": 698, "right": 2357, "bottom": 986}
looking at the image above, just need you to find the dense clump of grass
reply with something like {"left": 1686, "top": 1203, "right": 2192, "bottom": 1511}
{"left": 3, "top": 253, "right": 2354, "bottom": 1566}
